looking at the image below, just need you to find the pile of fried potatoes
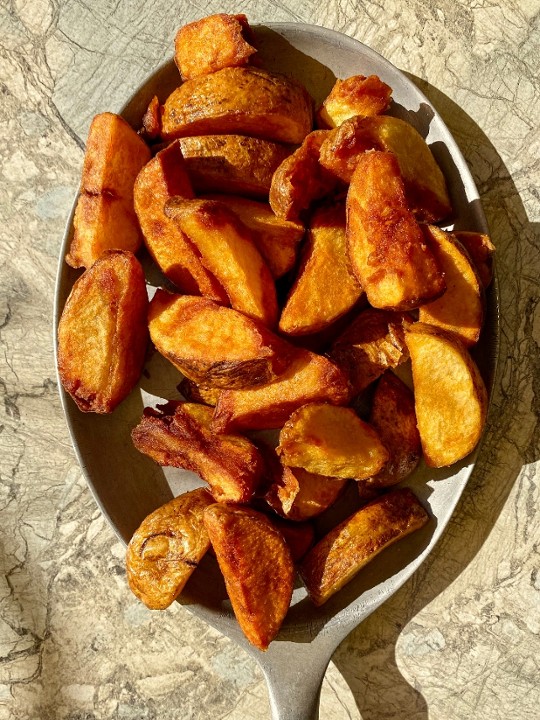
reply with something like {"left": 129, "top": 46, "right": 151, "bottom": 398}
{"left": 57, "top": 13, "right": 495, "bottom": 650}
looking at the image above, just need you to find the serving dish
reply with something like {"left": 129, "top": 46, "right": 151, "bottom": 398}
{"left": 54, "top": 22, "right": 499, "bottom": 720}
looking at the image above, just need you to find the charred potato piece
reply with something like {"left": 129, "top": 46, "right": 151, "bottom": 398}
{"left": 203, "top": 194, "right": 304, "bottom": 279}
{"left": 266, "top": 464, "right": 348, "bottom": 522}
{"left": 212, "top": 350, "right": 351, "bottom": 432}
{"left": 57, "top": 250, "right": 148, "bottom": 413}
{"left": 68, "top": 113, "right": 151, "bottom": 268}
{"left": 148, "top": 291, "right": 293, "bottom": 389}
{"left": 405, "top": 322, "right": 488, "bottom": 467}
{"left": 278, "top": 403, "right": 389, "bottom": 480}
{"left": 453, "top": 230, "right": 495, "bottom": 288}
{"left": 279, "top": 202, "right": 363, "bottom": 336}
{"left": 316, "top": 74, "right": 392, "bottom": 129}
{"left": 161, "top": 67, "right": 313, "bottom": 145}
{"left": 347, "top": 151, "right": 446, "bottom": 310}
{"left": 330, "top": 308, "right": 410, "bottom": 394}
{"left": 299, "top": 488, "right": 429, "bottom": 606}
{"left": 175, "top": 14, "right": 256, "bottom": 80}
{"left": 269, "top": 130, "right": 337, "bottom": 222}
{"left": 126, "top": 488, "right": 214, "bottom": 609}
{"left": 132, "top": 402, "right": 264, "bottom": 503}
{"left": 179, "top": 378, "right": 221, "bottom": 407}
{"left": 419, "top": 225, "right": 484, "bottom": 347}
{"left": 165, "top": 198, "right": 278, "bottom": 327}
{"left": 204, "top": 504, "right": 294, "bottom": 650}
{"left": 134, "top": 141, "right": 227, "bottom": 302}
{"left": 179, "top": 135, "right": 291, "bottom": 198}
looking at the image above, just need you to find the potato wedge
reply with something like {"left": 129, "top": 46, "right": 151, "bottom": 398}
{"left": 405, "top": 322, "right": 488, "bottom": 467}
{"left": 165, "top": 198, "right": 278, "bottom": 327}
{"left": 204, "top": 504, "right": 294, "bottom": 650}
{"left": 126, "top": 488, "right": 214, "bottom": 609}
{"left": 316, "top": 74, "right": 392, "bottom": 129}
{"left": 330, "top": 308, "right": 410, "bottom": 394}
{"left": 140, "top": 95, "right": 161, "bottom": 141}
{"left": 133, "top": 141, "right": 227, "bottom": 302}
{"left": 266, "top": 464, "right": 347, "bottom": 522}
{"left": 131, "top": 402, "right": 264, "bottom": 503}
{"left": 279, "top": 202, "right": 363, "bottom": 335}
{"left": 453, "top": 230, "right": 495, "bottom": 289}
{"left": 321, "top": 116, "right": 451, "bottom": 222}
{"left": 419, "top": 225, "right": 484, "bottom": 347}
{"left": 359, "top": 372, "right": 421, "bottom": 491}
{"left": 68, "top": 113, "right": 151, "bottom": 268}
{"left": 179, "top": 135, "right": 291, "bottom": 198}
{"left": 179, "top": 378, "right": 221, "bottom": 407}
{"left": 278, "top": 403, "right": 389, "bottom": 479}
{"left": 161, "top": 66, "right": 313, "bottom": 144}
{"left": 299, "top": 488, "right": 429, "bottom": 606}
{"left": 203, "top": 194, "right": 304, "bottom": 279}
{"left": 347, "top": 151, "right": 446, "bottom": 310}
{"left": 212, "top": 350, "right": 351, "bottom": 432}
{"left": 268, "top": 516, "right": 315, "bottom": 562}
{"left": 269, "top": 130, "right": 337, "bottom": 221}
{"left": 148, "top": 291, "right": 293, "bottom": 389}
{"left": 175, "top": 14, "right": 256, "bottom": 80}
{"left": 57, "top": 250, "right": 148, "bottom": 413}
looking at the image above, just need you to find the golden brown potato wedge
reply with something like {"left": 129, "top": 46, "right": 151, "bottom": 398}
{"left": 453, "top": 230, "right": 495, "bottom": 289}
{"left": 175, "top": 14, "right": 256, "bottom": 80}
{"left": 131, "top": 402, "right": 264, "bottom": 503}
{"left": 148, "top": 291, "right": 293, "bottom": 389}
{"left": 278, "top": 403, "right": 389, "bottom": 479}
{"left": 57, "top": 250, "right": 148, "bottom": 413}
{"left": 330, "top": 308, "right": 410, "bottom": 394}
{"left": 405, "top": 322, "right": 488, "bottom": 467}
{"left": 266, "top": 464, "right": 348, "bottom": 522}
{"left": 279, "top": 202, "right": 363, "bottom": 335}
{"left": 179, "top": 378, "right": 221, "bottom": 407}
{"left": 316, "top": 74, "right": 392, "bottom": 129}
{"left": 299, "top": 487, "right": 429, "bottom": 606}
{"left": 269, "top": 130, "right": 337, "bottom": 221}
{"left": 165, "top": 198, "right": 278, "bottom": 327}
{"left": 68, "top": 113, "right": 151, "bottom": 268}
{"left": 212, "top": 350, "right": 351, "bottom": 432}
{"left": 203, "top": 194, "right": 304, "bottom": 279}
{"left": 126, "top": 488, "right": 214, "bottom": 609}
{"left": 419, "top": 225, "right": 484, "bottom": 347}
{"left": 347, "top": 151, "right": 446, "bottom": 310}
{"left": 204, "top": 504, "right": 294, "bottom": 650}
{"left": 179, "top": 135, "right": 291, "bottom": 198}
{"left": 140, "top": 95, "right": 161, "bottom": 141}
{"left": 161, "top": 67, "right": 313, "bottom": 144}
{"left": 268, "top": 516, "right": 315, "bottom": 562}
{"left": 133, "top": 141, "right": 227, "bottom": 302}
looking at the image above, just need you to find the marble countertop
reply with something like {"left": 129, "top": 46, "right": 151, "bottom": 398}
{"left": 1, "top": 1, "right": 539, "bottom": 718}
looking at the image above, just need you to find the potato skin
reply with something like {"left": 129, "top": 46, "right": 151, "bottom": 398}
{"left": 57, "top": 250, "right": 148, "bottom": 413}
{"left": 453, "top": 230, "right": 495, "bottom": 289}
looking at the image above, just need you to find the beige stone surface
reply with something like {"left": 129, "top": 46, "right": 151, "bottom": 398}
{"left": 0, "top": 1, "right": 539, "bottom": 718}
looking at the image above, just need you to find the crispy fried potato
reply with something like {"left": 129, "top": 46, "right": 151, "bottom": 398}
{"left": 321, "top": 116, "right": 451, "bottom": 222}
{"left": 204, "top": 504, "right": 294, "bottom": 650}
{"left": 175, "top": 14, "right": 256, "bottom": 81}
{"left": 212, "top": 350, "right": 351, "bottom": 432}
{"left": 347, "top": 151, "right": 446, "bottom": 310}
{"left": 299, "top": 488, "right": 429, "bottom": 605}
{"left": 126, "top": 488, "right": 214, "bottom": 609}
{"left": 148, "top": 291, "right": 293, "bottom": 389}
{"left": 268, "top": 516, "right": 315, "bottom": 561}
{"left": 316, "top": 74, "right": 392, "bottom": 129}
{"left": 330, "top": 308, "right": 410, "bottom": 394}
{"left": 165, "top": 198, "right": 278, "bottom": 327}
{"left": 133, "top": 141, "right": 227, "bottom": 302}
{"left": 266, "top": 463, "right": 347, "bottom": 521}
{"left": 453, "top": 230, "right": 495, "bottom": 288}
{"left": 161, "top": 67, "right": 313, "bottom": 144}
{"left": 203, "top": 194, "right": 304, "bottom": 278}
{"left": 140, "top": 95, "right": 161, "bottom": 141}
{"left": 405, "top": 322, "right": 488, "bottom": 467}
{"left": 179, "top": 378, "right": 221, "bottom": 407}
{"left": 419, "top": 225, "right": 484, "bottom": 346}
{"left": 58, "top": 250, "right": 148, "bottom": 413}
{"left": 269, "top": 130, "right": 337, "bottom": 221}
{"left": 132, "top": 402, "right": 264, "bottom": 503}
{"left": 179, "top": 135, "right": 291, "bottom": 198}
{"left": 278, "top": 403, "right": 389, "bottom": 479}
{"left": 279, "top": 202, "right": 363, "bottom": 335}
{"left": 359, "top": 372, "right": 421, "bottom": 491}
{"left": 68, "top": 113, "right": 151, "bottom": 269}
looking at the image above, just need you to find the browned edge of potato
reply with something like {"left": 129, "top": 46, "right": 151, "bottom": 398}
{"left": 316, "top": 74, "right": 392, "bottom": 129}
